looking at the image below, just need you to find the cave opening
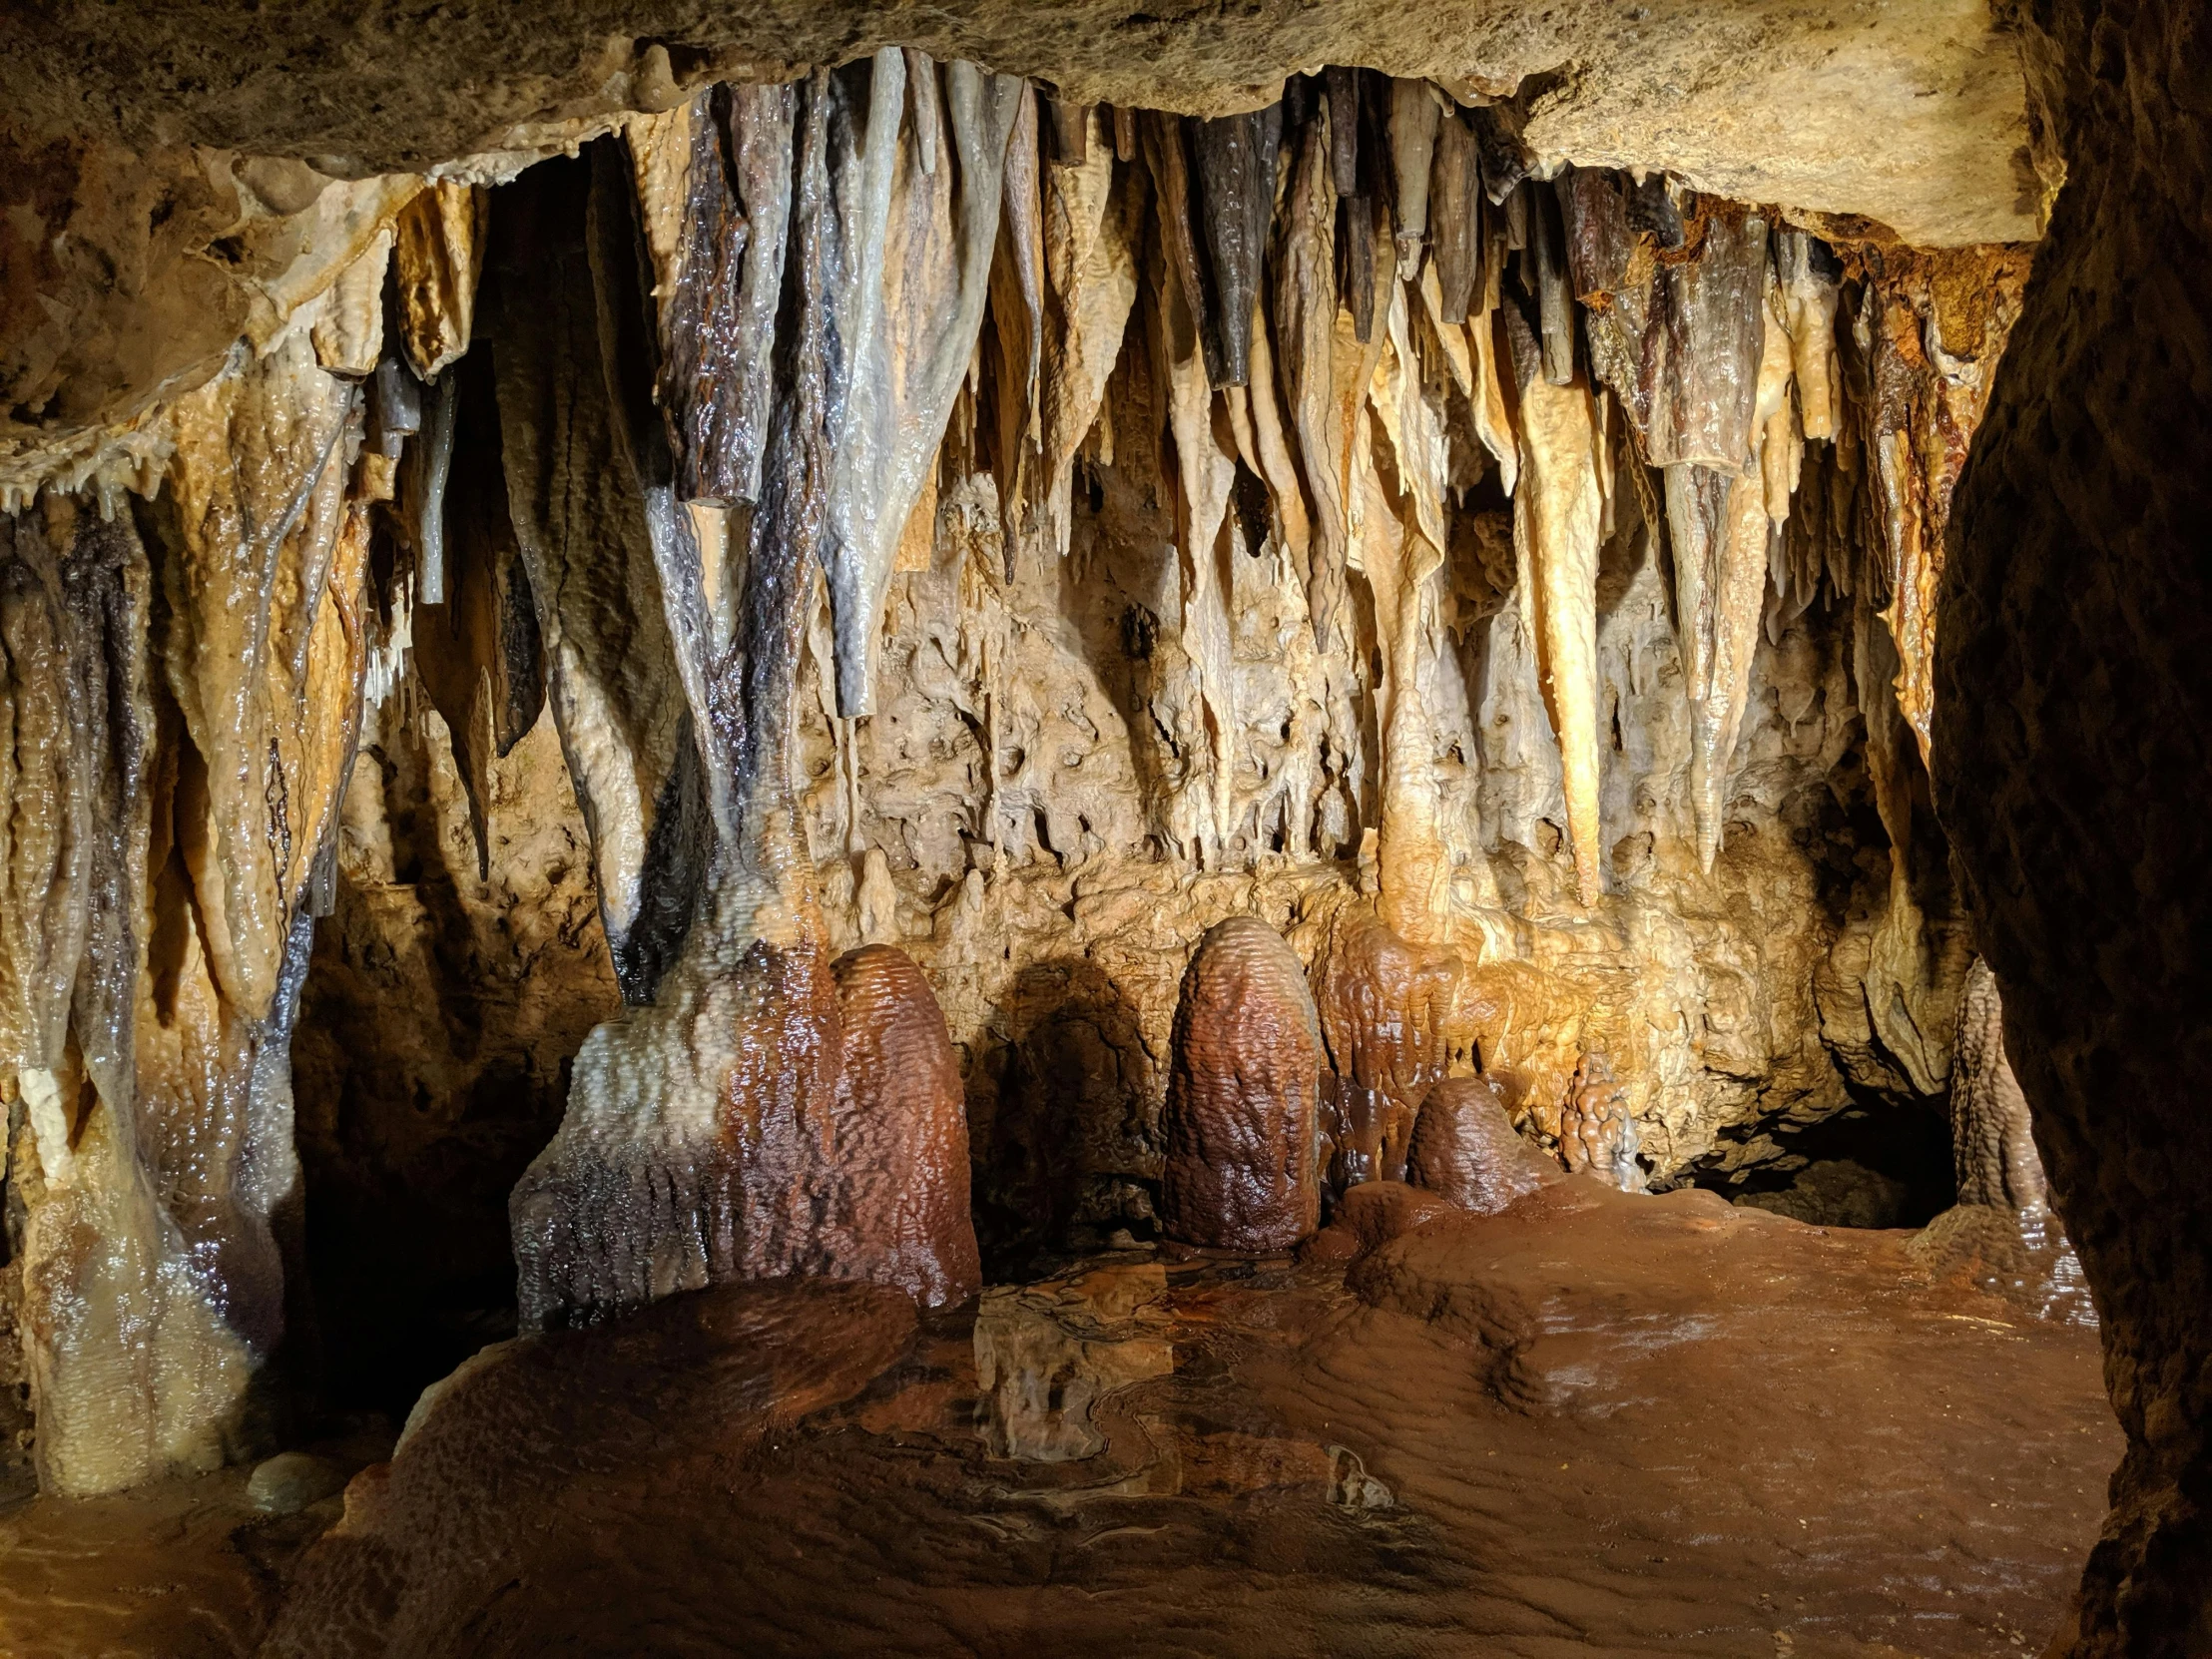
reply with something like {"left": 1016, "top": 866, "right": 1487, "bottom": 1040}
{"left": 2, "top": 7, "right": 2206, "bottom": 1656}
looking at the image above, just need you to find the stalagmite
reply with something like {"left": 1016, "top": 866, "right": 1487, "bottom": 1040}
{"left": 1192, "top": 105, "right": 1282, "bottom": 389}
{"left": 392, "top": 182, "right": 489, "bottom": 383}
{"left": 1407, "top": 1076, "right": 1559, "bottom": 1213}
{"left": 823, "top": 54, "right": 1024, "bottom": 717}
{"left": 1503, "top": 301, "right": 1607, "bottom": 905}
{"left": 1160, "top": 917, "right": 1323, "bottom": 1252}
{"left": 1387, "top": 79, "right": 1440, "bottom": 277}
{"left": 829, "top": 944, "right": 981, "bottom": 1307}
{"left": 1039, "top": 106, "right": 1141, "bottom": 560}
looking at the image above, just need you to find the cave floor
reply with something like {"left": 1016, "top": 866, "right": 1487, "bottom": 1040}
{"left": 6, "top": 1184, "right": 2118, "bottom": 1658}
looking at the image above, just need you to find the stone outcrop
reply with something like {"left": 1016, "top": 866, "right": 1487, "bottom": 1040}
{"left": 1159, "top": 916, "right": 1323, "bottom": 1253}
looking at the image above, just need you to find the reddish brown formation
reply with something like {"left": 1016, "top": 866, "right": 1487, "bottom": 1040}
{"left": 1406, "top": 1076, "right": 1559, "bottom": 1214}
{"left": 1556, "top": 1055, "right": 1643, "bottom": 1191}
{"left": 1312, "top": 913, "right": 1460, "bottom": 1190}
{"left": 829, "top": 944, "right": 981, "bottom": 1308}
{"left": 1160, "top": 916, "right": 1323, "bottom": 1252}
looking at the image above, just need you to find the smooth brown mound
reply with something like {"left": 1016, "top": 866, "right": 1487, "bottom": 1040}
{"left": 1159, "top": 916, "right": 1322, "bottom": 1252}
{"left": 830, "top": 943, "right": 982, "bottom": 1308}
{"left": 1405, "top": 1075, "right": 1561, "bottom": 1213}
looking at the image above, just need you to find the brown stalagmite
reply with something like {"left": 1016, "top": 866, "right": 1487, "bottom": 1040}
{"left": 1161, "top": 916, "right": 1323, "bottom": 1252}
{"left": 392, "top": 181, "right": 489, "bottom": 383}
{"left": 1949, "top": 958, "right": 2048, "bottom": 1214}
{"left": 1039, "top": 105, "right": 1141, "bottom": 560}
{"left": 1313, "top": 911, "right": 1461, "bottom": 1191}
{"left": 830, "top": 944, "right": 981, "bottom": 1307}
{"left": 1278, "top": 107, "right": 1348, "bottom": 644}
{"left": 1192, "top": 104, "right": 1282, "bottom": 389}
{"left": 1504, "top": 302, "right": 1608, "bottom": 906}
{"left": 1387, "top": 79, "right": 1440, "bottom": 277}
{"left": 1407, "top": 1076, "right": 1559, "bottom": 1213}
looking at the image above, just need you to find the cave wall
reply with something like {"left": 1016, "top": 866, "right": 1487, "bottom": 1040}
{"left": 1936, "top": 0, "right": 2212, "bottom": 1650}
{"left": 0, "top": 41, "right": 2035, "bottom": 1504}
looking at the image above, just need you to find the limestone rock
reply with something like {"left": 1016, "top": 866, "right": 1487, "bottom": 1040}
{"left": 1159, "top": 916, "right": 1322, "bottom": 1253}
{"left": 248, "top": 1451, "right": 346, "bottom": 1515}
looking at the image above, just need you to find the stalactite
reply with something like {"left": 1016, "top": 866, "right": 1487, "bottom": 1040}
{"left": 1649, "top": 205, "right": 1767, "bottom": 468}
{"left": 1038, "top": 105, "right": 1141, "bottom": 561}
{"left": 392, "top": 181, "right": 489, "bottom": 383}
{"left": 1775, "top": 230, "right": 1842, "bottom": 441}
{"left": 1149, "top": 230, "right": 1239, "bottom": 865}
{"left": 987, "top": 85, "right": 1046, "bottom": 576}
{"left": 1191, "top": 104, "right": 1282, "bottom": 389}
{"left": 1386, "top": 79, "right": 1440, "bottom": 278}
{"left": 483, "top": 153, "right": 708, "bottom": 1004}
{"left": 1429, "top": 111, "right": 1482, "bottom": 323}
{"left": 309, "top": 231, "right": 390, "bottom": 375}
{"left": 822, "top": 54, "right": 1024, "bottom": 718}
{"left": 413, "top": 348, "right": 548, "bottom": 876}
{"left": 1502, "top": 300, "right": 1607, "bottom": 905}
{"left": 1278, "top": 105, "right": 1348, "bottom": 646}
{"left": 1141, "top": 111, "right": 1220, "bottom": 388}
{"left": 1528, "top": 182, "right": 1577, "bottom": 385}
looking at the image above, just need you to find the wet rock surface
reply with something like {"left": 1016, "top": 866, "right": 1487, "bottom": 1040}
{"left": 1159, "top": 916, "right": 1322, "bottom": 1252}
{"left": 1405, "top": 1075, "right": 1560, "bottom": 1213}
{"left": 15, "top": 1191, "right": 2117, "bottom": 1658}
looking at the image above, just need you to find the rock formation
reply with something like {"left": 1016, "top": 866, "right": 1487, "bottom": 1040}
{"left": 829, "top": 943, "right": 980, "bottom": 1308}
{"left": 1159, "top": 916, "right": 1322, "bottom": 1252}
{"left": 0, "top": 27, "right": 2063, "bottom": 1574}
{"left": 1406, "top": 1075, "right": 1558, "bottom": 1214}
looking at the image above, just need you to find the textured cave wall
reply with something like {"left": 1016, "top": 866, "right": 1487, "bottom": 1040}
{"left": 291, "top": 679, "right": 618, "bottom": 1416}
{"left": 1936, "top": 1, "right": 2212, "bottom": 1651}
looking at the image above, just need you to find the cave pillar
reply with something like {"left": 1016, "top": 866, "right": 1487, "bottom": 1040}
{"left": 1936, "top": 3, "right": 2212, "bottom": 1649}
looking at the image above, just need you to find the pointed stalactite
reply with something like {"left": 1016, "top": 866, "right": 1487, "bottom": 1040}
{"left": 822, "top": 53, "right": 1024, "bottom": 718}
{"left": 1325, "top": 67, "right": 1361, "bottom": 198}
{"left": 1775, "top": 229, "right": 1842, "bottom": 440}
{"left": 1557, "top": 166, "right": 1657, "bottom": 442}
{"left": 1238, "top": 294, "right": 1311, "bottom": 570}
{"left": 987, "top": 84, "right": 1046, "bottom": 577}
{"left": 1279, "top": 104, "right": 1349, "bottom": 646}
{"left": 1141, "top": 110, "right": 1221, "bottom": 388}
{"left": 1148, "top": 231, "right": 1239, "bottom": 865}
{"left": 1528, "top": 180, "right": 1577, "bottom": 386}
{"left": 483, "top": 152, "right": 707, "bottom": 1002}
{"left": 414, "top": 347, "right": 548, "bottom": 877}
{"left": 1502, "top": 299, "right": 1607, "bottom": 905}
{"left": 1191, "top": 103, "right": 1282, "bottom": 389}
{"left": 1469, "top": 103, "right": 1531, "bottom": 204}
{"left": 1039, "top": 104, "right": 1141, "bottom": 561}
{"left": 1342, "top": 187, "right": 1381, "bottom": 346}
{"left": 1429, "top": 111, "right": 1482, "bottom": 323}
{"left": 392, "top": 181, "right": 489, "bottom": 382}
{"left": 1387, "top": 79, "right": 1440, "bottom": 278}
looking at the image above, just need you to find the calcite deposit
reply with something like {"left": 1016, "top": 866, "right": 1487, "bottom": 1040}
{"left": 1159, "top": 916, "right": 1322, "bottom": 1252}
{"left": 1406, "top": 1075, "right": 1559, "bottom": 1213}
